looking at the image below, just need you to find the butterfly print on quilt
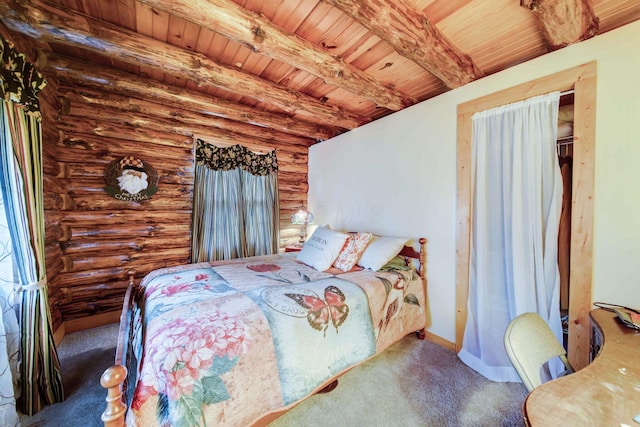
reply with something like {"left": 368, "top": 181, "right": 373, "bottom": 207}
{"left": 285, "top": 285, "right": 349, "bottom": 336}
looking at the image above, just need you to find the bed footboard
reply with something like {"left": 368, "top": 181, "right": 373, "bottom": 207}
{"left": 101, "top": 271, "right": 136, "bottom": 427}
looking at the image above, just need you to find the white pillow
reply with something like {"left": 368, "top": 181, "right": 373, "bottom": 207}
{"left": 297, "top": 226, "right": 349, "bottom": 271}
{"left": 357, "top": 236, "right": 409, "bottom": 271}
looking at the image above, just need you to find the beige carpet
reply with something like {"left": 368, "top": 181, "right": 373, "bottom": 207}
{"left": 269, "top": 335, "right": 527, "bottom": 427}
{"left": 19, "top": 323, "right": 119, "bottom": 427}
{"left": 20, "top": 324, "right": 527, "bottom": 427}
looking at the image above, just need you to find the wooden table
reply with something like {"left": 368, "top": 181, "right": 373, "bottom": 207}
{"left": 524, "top": 308, "right": 640, "bottom": 426}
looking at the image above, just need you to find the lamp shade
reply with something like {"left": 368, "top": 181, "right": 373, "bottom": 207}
{"left": 291, "top": 208, "right": 314, "bottom": 225}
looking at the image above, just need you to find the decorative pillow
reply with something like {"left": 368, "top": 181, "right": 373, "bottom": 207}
{"left": 379, "top": 255, "right": 411, "bottom": 271}
{"left": 333, "top": 232, "right": 373, "bottom": 272}
{"left": 324, "top": 264, "right": 364, "bottom": 275}
{"left": 357, "top": 236, "right": 409, "bottom": 271}
{"left": 297, "top": 226, "right": 349, "bottom": 271}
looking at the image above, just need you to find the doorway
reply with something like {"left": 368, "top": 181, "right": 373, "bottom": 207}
{"left": 455, "top": 62, "right": 597, "bottom": 370}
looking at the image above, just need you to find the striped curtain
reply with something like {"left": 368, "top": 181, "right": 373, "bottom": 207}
{"left": 0, "top": 35, "right": 64, "bottom": 417}
{"left": 192, "top": 140, "right": 279, "bottom": 262}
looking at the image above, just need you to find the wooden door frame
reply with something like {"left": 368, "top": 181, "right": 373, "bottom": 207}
{"left": 455, "top": 62, "right": 597, "bottom": 370}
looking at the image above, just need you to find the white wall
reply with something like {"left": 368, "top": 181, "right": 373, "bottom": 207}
{"left": 308, "top": 20, "right": 640, "bottom": 343}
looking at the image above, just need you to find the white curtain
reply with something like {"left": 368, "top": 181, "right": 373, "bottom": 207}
{"left": 0, "top": 211, "right": 20, "bottom": 427}
{"left": 0, "top": 139, "right": 21, "bottom": 427}
{"left": 458, "top": 92, "right": 564, "bottom": 383}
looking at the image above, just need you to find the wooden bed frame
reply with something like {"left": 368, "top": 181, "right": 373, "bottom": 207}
{"left": 100, "top": 237, "right": 427, "bottom": 427}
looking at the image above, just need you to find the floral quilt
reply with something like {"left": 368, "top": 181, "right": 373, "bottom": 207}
{"left": 126, "top": 254, "right": 426, "bottom": 426}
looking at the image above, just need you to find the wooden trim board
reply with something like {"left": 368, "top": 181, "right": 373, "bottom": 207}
{"left": 55, "top": 310, "right": 121, "bottom": 346}
{"left": 53, "top": 323, "right": 66, "bottom": 347}
{"left": 65, "top": 310, "right": 121, "bottom": 333}
{"left": 424, "top": 330, "right": 455, "bottom": 352}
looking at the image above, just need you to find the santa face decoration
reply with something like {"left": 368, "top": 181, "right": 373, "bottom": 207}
{"left": 104, "top": 156, "right": 158, "bottom": 201}
{"left": 117, "top": 167, "right": 149, "bottom": 195}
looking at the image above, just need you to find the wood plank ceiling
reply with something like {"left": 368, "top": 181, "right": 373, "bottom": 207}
{"left": 2, "top": 0, "right": 640, "bottom": 145}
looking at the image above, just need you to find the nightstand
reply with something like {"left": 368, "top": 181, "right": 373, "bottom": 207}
{"left": 285, "top": 244, "right": 303, "bottom": 252}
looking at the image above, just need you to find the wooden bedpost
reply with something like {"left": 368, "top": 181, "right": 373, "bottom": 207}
{"left": 101, "top": 270, "right": 136, "bottom": 426}
{"left": 418, "top": 237, "right": 427, "bottom": 279}
{"left": 101, "top": 364, "right": 127, "bottom": 427}
{"left": 417, "top": 237, "right": 428, "bottom": 340}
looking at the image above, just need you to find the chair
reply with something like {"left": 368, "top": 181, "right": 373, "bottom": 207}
{"left": 503, "top": 312, "right": 574, "bottom": 392}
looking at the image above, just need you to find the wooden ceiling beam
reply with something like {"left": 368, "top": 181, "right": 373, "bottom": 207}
{"left": 42, "top": 53, "right": 340, "bottom": 141}
{"left": 0, "top": 21, "right": 42, "bottom": 65}
{"left": 324, "top": 0, "right": 483, "bottom": 88}
{"left": 0, "top": 0, "right": 366, "bottom": 129}
{"left": 137, "top": 0, "right": 415, "bottom": 111}
{"left": 521, "top": 0, "right": 599, "bottom": 49}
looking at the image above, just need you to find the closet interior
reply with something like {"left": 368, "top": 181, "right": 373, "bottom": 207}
{"left": 558, "top": 91, "right": 574, "bottom": 348}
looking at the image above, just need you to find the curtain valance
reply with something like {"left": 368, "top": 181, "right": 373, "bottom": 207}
{"left": 0, "top": 35, "right": 47, "bottom": 114}
{"left": 196, "top": 139, "right": 278, "bottom": 176}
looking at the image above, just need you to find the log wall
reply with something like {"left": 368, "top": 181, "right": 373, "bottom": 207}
{"left": 42, "top": 82, "right": 311, "bottom": 326}
{"left": 40, "top": 69, "right": 65, "bottom": 331}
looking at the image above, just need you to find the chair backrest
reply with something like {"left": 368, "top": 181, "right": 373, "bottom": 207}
{"left": 503, "top": 312, "right": 574, "bottom": 392}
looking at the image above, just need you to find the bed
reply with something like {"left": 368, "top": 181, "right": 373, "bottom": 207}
{"left": 100, "top": 232, "right": 428, "bottom": 427}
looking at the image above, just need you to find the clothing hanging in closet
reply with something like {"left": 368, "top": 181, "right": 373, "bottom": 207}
{"left": 558, "top": 156, "right": 572, "bottom": 311}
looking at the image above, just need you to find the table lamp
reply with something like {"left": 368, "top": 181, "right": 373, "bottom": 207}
{"left": 291, "top": 207, "right": 314, "bottom": 245}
